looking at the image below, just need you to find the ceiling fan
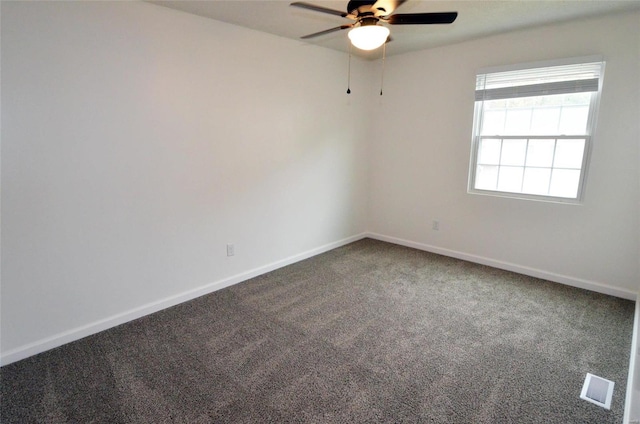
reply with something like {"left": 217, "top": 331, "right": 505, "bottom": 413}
{"left": 291, "top": 0, "right": 458, "bottom": 51}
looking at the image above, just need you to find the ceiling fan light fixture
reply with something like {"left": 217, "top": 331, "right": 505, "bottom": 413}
{"left": 348, "top": 24, "right": 390, "bottom": 51}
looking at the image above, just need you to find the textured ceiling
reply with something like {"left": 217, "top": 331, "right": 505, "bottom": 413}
{"left": 149, "top": 0, "right": 640, "bottom": 58}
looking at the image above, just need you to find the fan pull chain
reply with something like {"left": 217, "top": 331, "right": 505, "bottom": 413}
{"left": 380, "top": 41, "right": 386, "bottom": 96}
{"left": 347, "top": 42, "right": 352, "bottom": 94}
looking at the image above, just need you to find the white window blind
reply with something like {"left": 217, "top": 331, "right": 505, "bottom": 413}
{"left": 475, "top": 62, "right": 603, "bottom": 101}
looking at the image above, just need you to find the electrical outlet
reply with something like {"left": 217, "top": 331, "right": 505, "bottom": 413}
{"left": 432, "top": 220, "right": 440, "bottom": 231}
{"left": 226, "top": 244, "right": 235, "bottom": 257}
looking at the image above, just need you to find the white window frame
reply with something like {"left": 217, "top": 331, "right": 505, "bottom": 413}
{"left": 468, "top": 56, "right": 605, "bottom": 204}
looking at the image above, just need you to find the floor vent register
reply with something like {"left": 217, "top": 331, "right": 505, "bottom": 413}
{"left": 580, "top": 373, "right": 614, "bottom": 410}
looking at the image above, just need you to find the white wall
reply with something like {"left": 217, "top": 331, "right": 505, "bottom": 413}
{"left": 624, "top": 299, "right": 639, "bottom": 422}
{"left": 0, "top": 1, "right": 373, "bottom": 362}
{"left": 369, "top": 11, "right": 640, "bottom": 299}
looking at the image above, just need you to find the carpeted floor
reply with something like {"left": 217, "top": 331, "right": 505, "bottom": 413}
{"left": 1, "top": 238, "right": 635, "bottom": 423}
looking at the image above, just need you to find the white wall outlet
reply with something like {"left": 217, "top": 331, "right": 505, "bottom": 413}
{"left": 432, "top": 220, "right": 440, "bottom": 231}
{"left": 226, "top": 244, "right": 235, "bottom": 256}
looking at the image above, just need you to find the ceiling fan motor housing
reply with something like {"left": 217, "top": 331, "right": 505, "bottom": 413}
{"left": 358, "top": 17, "right": 380, "bottom": 27}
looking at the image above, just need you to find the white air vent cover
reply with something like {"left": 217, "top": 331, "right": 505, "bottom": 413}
{"left": 580, "top": 373, "right": 614, "bottom": 409}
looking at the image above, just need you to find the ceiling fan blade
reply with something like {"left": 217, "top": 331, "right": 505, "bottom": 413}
{"left": 300, "top": 24, "right": 353, "bottom": 39}
{"left": 387, "top": 12, "right": 458, "bottom": 25}
{"left": 371, "top": 0, "right": 407, "bottom": 17}
{"left": 290, "top": 2, "right": 349, "bottom": 18}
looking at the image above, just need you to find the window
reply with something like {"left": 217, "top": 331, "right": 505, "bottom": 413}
{"left": 468, "top": 58, "right": 605, "bottom": 202}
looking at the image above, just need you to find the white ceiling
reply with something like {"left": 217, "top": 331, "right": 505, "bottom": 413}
{"left": 149, "top": 0, "right": 640, "bottom": 59}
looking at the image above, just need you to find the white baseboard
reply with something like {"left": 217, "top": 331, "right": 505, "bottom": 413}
{"left": 366, "top": 232, "right": 637, "bottom": 301}
{"left": 0, "top": 233, "right": 368, "bottom": 366}
{"left": 624, "top": 299, "right": 640, "bottom": 424}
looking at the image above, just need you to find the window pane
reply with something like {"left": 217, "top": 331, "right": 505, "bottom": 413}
{"left": 562, "top": 92, "right": 592, "bottom": 105}
{"left": 507, "top": 97, "right": 536, "bottom": 108}
{"left": 526, "top": 139, "right": 555, "bottom": 167}
{"left": 554, "top": 139, "right": 585, "bottom": 169}
{"left": 531, "top": 107, "right": 560, "bottom": 134}
{"left": 559, "top": 105, "right": 589, "bottom": 135}
{"left": 504, "top": 109, "right": 532, "bottom": 135}
{"left": 500, "top": 139, "right": 527, "bottom": 166}
{"left": 549, "top": 169, "right": 581, "bottom": 198}
{"left": 481, "top": 110, "right": 505, "bottom": 135}
{"left": 497, "top": 166, "right": 524, "bottom": 193}
{"left": 475, "top": 165, "right": 498, "bottom": 190}
{"left": 478, "top": 138, "right": 501, "bottom": 165}
{"left": 522, "top": 168, "right": 551, "bottom": 195}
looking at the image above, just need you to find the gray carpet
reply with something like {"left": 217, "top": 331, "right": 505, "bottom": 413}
{"left": 1, "top": 238, "right": 635, "bottom": 423}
